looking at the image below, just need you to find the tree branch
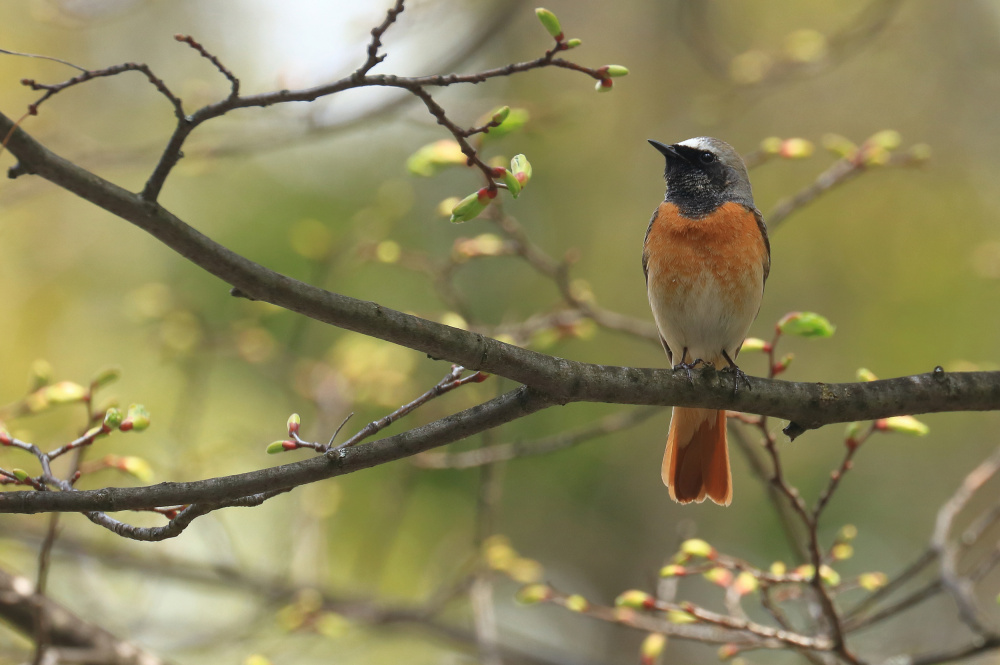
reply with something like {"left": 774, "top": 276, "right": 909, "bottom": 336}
{"left": 3, "top": 111, "right": 999, "bottom": 427}
{"left": 0, "top": 385, "right": 554, "bottom": 514}
{"left": 0, "top": 566, "right": 170, "bottom": 664}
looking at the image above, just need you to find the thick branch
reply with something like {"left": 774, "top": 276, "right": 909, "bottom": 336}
{"left": 0, "top": 386, "right": 554, "bottom": 514}
{"left": 3, "top": 112, "right": 999, "bottom": 430}
{"left": 0, "top": 566, "right": 169, "bottom": 664}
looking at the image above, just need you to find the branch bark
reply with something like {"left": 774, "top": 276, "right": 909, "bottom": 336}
{"left": 2, "top": 110, "right": 1000, "bottom": 517}
{"left": 2, "top": 110, "right": 998, "bottom": 420}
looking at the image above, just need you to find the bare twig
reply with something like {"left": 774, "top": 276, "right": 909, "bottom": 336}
{"left": 931, "top": 446, "right": 1000, "bottom": 637}
{"left": 21, "top": 63, "right": 184, "bottom": 119}
{"left": 174, "top": 35, "right": 239, "bottom": 97}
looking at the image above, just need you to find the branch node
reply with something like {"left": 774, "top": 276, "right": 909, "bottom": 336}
{"left": 229, "top": 287, "right": 256, "bottom": 300}
{"left": 783, "top": 421, "right": 806, "bottom": 441}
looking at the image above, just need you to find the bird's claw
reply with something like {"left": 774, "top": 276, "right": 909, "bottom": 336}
{"left": 721, "top": 364, "right": 752, "bottom": 394}
{"left": 673, "top": 358, "right": 705, "bottom": 384}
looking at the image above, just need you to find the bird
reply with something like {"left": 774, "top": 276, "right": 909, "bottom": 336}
{"left": 643, "top": 137, "right": 770, "bottom": 506}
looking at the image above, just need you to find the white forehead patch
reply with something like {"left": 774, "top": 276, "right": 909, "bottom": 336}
{"left": 676, "top": 137, "right": 715, "bottom": 151}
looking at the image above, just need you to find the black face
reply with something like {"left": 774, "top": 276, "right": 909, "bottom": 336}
{"left": 661, "top": 144, "right": 729, "bottom": 218}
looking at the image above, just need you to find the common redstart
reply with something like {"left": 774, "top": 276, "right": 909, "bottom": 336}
{"left": 643, "top": 137, "right": 770, "bottom": 506}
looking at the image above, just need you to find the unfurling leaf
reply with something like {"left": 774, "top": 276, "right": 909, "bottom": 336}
{"left": 120, "top": 404, "right": 150, "bottom": 432}
{"left": 859, "top": 572, "right": 888, "bottom": 591}
{"left": 640, "top": 633, "right": 667, "bottom": 664}
{"left": 481, "top": 108, "right": 529, "bottom": 141}
{"left": 43, "top": 381, "right": 88, "bottom": 405}
{"left": 615, "top": 590, "right": 654, "bottom": 610}
{"left": 776, "top": 311, "right": 835, "bottom": 338}
{"left": 680, "top": 538, "right": 715, "bottom": 559}
{"left": 535, "top": 8, "right": 563, "bottom": 40}
{"left": 740, "top": 337, "right": 769, "bottom": 353}
{"left": 91, "top": 366, "right": 122, "bottom": 390}
{"left": 882, "top": 415, "right": 930, "bottom": 436}
{"left": 516, "top": 584, "right": 552, "bottom": 604}
{"left": 510, "top": 154, "right": 532, "bottom": 187}
{"left": 449, "top": 191, "right": 488, "bottom": 224}
{"left": 406, "top": 140, "right": 466, "bottom": 176}
{"left": 502, "top": 169, "right": 521, "bottom": 198}
{"left": 103, "top": 407, "right": 124, "bottom": 429}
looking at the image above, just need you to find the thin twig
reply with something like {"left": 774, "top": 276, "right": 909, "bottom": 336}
{"left": 174, "top": 35, "right": 239, "bottom": 97}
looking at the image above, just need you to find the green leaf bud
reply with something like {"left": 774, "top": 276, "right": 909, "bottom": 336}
{"left": 535, "top": 8, "right": 563, "bottom": 40}
{"left": 449, "top": 191, "right": 488, "bottom": 224}
{"left": 510, "top": 154, "right": 532, "bottom": 186}
{"left": 615, "top": 590, "right": 655, "bottom": 609}
{"left": 502, "top": 169, "right": 521, "bottom": 198}
{"left": 882, "top": 415, "right": 930, "bottom": 436}
{"left": 103, "top": 407, "right": 124, "bottom": 430}
{"left": 515, "top": 583, "right": 552, "bottom": 604}
{"left": 776, "top": 311, "right": 835, "bottom": 338}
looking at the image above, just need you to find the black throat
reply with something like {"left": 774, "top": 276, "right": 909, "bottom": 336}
{"left": 665, "top": 185, "right": 726, "bottom": 219}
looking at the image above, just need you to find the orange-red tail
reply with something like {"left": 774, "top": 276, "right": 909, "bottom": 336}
{"left": 662, "top": 407, "right": 731, "bottom": 506}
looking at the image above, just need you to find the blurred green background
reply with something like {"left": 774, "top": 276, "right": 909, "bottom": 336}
{"left": 2, "top": 0, "right": 1000, "bottom": 663}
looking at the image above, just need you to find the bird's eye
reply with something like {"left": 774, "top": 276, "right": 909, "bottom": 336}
{"left": 699, "top": 151, "right": 716, "bottom": 164}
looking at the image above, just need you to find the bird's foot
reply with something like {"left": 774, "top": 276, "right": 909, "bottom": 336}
{"left": 721, "top": 350, "right": 751, "bottom": 395}
{"left": 673, "top": 358, "right": 706, "bottom": 384}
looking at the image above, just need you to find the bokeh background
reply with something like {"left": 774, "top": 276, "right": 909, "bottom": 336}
{"left": 2, "top": 0, "right": 1000, "bottom": 662}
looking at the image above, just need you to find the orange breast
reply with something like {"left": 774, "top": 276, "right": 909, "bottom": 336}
{"left": 645, "top": 201, "right": 768, "bottom": 311}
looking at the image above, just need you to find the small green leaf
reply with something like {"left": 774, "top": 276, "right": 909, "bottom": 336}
{"left": 868, "top": 129, "right": 901, "bottom": 150}
{"left": 449, "top": 191, "right": 488, "bottom": 224}
{"left": 839, "top": 524, "right": 858, "bottom": 541}
{"left": 481, "top": 108, "right": 530, "bottom": 141}
{"left": 859, "top": 572, "right": 888, "bottom": 591}
{"left": 287, "top": 413, "right": 300, "bottom": 436}
{"left": 490, "top": 105, "right": 510, "bottom": 125}
{"left": 641, "top": 633, "right": 667, "bottom": 660}
{"left": 103, "top": 407, "right": 124, "bottom": 429}
{"left": 502, "top": 169, "right": 521, "bottom": 198}
{"left": 405, "top": 140, "right": 466, "bottom": 177}
{"left": 614, "top": 590, "right": 654, "bottom": 609}
{"left": 680, "top": 538, "right": 715, "bottom": 558}
{"left": 665, "top": 609, "right": 696, "bottom": 624}
{"left": 831, "top": 543, "right": 854, "bottom": 560}
{"left": 119, "top": 456, "right": 154, "bottom": 483}
{"left": 510, "top": 154, "right": 532, "bottom": 187}
{"left": 266, "top": 440, "right": 290, "bottom": 454}
{"left": 12, "top": 469, "right": 30, "bottom": 482}
{"left": 91, "top": 366, "right": 122, "bottom": 390}
{"left": 535, "top": 8, "right": 562, "bottom": 39}
{"left": 515, "top": 584, "right": 552, "bottom": 604}
{"left": 564, "top": 594, "right": 588, "bottom": 612}
{"left": 776, "top": 311, "right": 835, "bottom": 338}
{"left": 882, "top": 415, "right": 929, "bottom": 436}
{"left": 733, "top": 571, "right": 758, "bottom": 595}
{"left": 123, "top": 404, "right": 151, "bottom": 432}
{"left": 740, "top": 337, "right": 769, "bottom": 353}
{"left": 604, "top": 65, "right": 629, "bottom": 77}
{"left": 43, "top": 381, "right": 88, "bottom": 405}
{"left": 857, "top": 368, "right": 878, "bottom": 382}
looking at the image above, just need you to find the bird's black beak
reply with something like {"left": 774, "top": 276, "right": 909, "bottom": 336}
{"left": 648, "top": 139, "right": 681, "bottom": 160}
